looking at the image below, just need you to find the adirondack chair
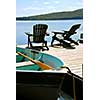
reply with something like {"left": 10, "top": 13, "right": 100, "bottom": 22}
{"left": 51, "top": 24, "right": 81, "bottom": 47}
{"left": 79, "top": 33, "right": 83, "bottom": 43}
{"left": 25, "top": 24, "right": 49, "bottom": 51}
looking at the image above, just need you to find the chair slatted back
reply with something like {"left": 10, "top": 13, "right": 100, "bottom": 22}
{"left": 33, "top": 24, "right": 48, "bottom": 43}
{"left": 68, "top": 24, "right": 81, "bottom": 34}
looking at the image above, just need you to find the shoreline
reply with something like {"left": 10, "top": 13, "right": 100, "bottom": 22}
{"left": 16, "top": 18, "right": 83, "bottom": 21}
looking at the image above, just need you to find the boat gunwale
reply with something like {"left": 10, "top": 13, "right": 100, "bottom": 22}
{"left": 16, "top": 69, "right": 68, "bottom": 73}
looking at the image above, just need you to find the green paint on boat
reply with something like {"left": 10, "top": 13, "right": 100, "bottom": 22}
{"left": 16, "top": 64, "right": 42, "bottom": 71}
{"left": 16, "top": 47, "right": 64, "bottom": 71}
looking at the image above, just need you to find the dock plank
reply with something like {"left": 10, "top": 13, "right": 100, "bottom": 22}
{"left": 44, "top": 44, "right": 83, "bottom": 78}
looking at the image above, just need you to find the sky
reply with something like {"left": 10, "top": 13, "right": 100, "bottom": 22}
{"left": 16, "top": 0, "right": 83, "bottom": 17}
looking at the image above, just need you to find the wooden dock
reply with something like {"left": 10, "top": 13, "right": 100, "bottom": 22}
{"left": 43, "top": 44, "right": 83, "bottom": 78}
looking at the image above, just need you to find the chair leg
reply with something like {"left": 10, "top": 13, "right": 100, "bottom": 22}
{"left": 46, "top": 46, "right": 49, "bottom": 50}
{"left": 51, "top": 37, "right": 55, "bottom": 47}
{"left": 45, "top": 42, "right": 49, "bottom": 50}
{"left": 51, "top": 36, "right": 62, "bottom": 46}
{"left": 26, "top": 35, "right": 33, "bottom": 48}
{"left": 29, "top": 41, "right": 33, "bottom": 49}
{"left": 42, "top": 41, "right": 49, "bottom": 51}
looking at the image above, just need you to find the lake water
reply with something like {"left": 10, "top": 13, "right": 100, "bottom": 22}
{"left": 16, "top": 19, "right": 83, "bottom": 45}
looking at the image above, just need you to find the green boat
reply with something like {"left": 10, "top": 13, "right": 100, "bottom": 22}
{"left": 16, "top": 47, "right": 64, "bottom": 70}
{"left": 16, "top": 47, "right": 83, "bottom": 100}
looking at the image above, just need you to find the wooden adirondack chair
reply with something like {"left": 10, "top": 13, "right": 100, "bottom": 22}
{"left": 25, "top": 24, "right": 49, "bottom": 51}
{"left": 51, "top": 24, "right": 81, "bottom": 47}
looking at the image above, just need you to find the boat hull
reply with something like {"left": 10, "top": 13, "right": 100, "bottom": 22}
{"left": 61, "top": 72, "right": 83, "bottom": 100}
{"left": 16, "top": 71, "right": 66, "bottom": 100}
{"left": 16, "top": 47, "right": 83, "bottom": 100}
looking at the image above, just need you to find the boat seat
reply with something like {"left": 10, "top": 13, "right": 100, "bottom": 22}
{"left": 16, "top": 61, "right": 34, "bottom": 67}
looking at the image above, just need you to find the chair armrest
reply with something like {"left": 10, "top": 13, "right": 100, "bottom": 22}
{"left": 52, "top": 31, "right": 64, "bottom": 35}
{"left": 62, "top": 30, "right": 69, "bottom": 33}
{"left": 63, "top": 30, "right": 77, "bottom": 34}
{"left": 45, "top": 33, "right": 49, "bottom": 36}
{"left": 25, "top": 32, "right": 33, "bottom": 36}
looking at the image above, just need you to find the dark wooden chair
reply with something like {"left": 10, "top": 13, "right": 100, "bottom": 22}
{"left": 51, "top": 24, "right": 81, "bottom": 47}
{"left": 79, "top": 33, "right": 83, "bottom": 43}
{"left": 25, "top": 24, "right": 49, "bottom": 51}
